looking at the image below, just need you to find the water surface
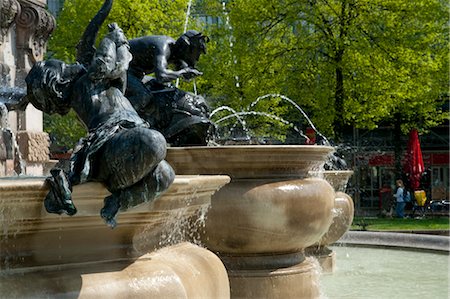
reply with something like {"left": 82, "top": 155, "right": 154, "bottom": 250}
{"left": 320, "top": 246, "right": 449, "bottom": 299}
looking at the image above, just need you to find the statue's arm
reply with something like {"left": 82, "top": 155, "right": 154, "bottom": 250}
{"left": 154, "top": 53, "right": 181, "bottom": 83}
{"left": 154, "top": 53, "right": 202, "bottom": 83}
{"left": 4, "top": 96, "right": 29, "bottom": 112}
{"left": 89, "top": 40, "right": 131, "bottom": 81}
{"left": 76, "top": 0, "right": 113, "bottom": 67}
{"left": 111, "top": 44, "right": 132, "bottom": 78}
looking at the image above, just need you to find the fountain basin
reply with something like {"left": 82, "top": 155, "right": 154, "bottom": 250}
{"left": 318, "top": 191, "right": 355, "bottom": 246}
{"left": 166, "top": 145, "right": 336, "bottom": 254}
{"left": 205, "top": 177, "right": 335, "bottom": 253}
{"left": 0, "top": 242, "right": 230, "bottom": 299}
{"left": 166, "top": 145, "right": 333, "bottom": 179}
{"left": 0, "top": 175, "right": 231, "bottom": 298}
{"left": 0, "top": 175, "right": 230, "bottom": 268}
{"left": 305, "top": 170, "right": 355, "bottom": 273}
{"left": 309, "top": 170, "right": 354, "bottom": 192}
{"left": 166, "top": 145, "right": 336, "bottom": 298}
{"left": 321, "top": 242, "right": 449, "bottom": 298}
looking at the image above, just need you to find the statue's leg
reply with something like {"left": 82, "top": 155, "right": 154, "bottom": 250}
{"left": 94, "top": 126, "right": 167, "bottom": 190}
{"left": 118, "top": 160, "right": 175, "bottom": 210}
{"left": 100, "top": 194, "right": 121, "bottom": 228}
{"left": 100, "top": 160, "right": 175, "bottom": 227}
{"left": 93, "top": 127, "right": 173, "bottom": 226}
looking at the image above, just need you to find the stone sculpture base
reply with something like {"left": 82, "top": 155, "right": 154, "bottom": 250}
{"left": 220, "top": 253, "right": 320, "bottom": 298}
{"left": 305, "top": 246, "right": 336, "bottom": 273}
{"left": 166, "top": 146, "right": 337, "bottom": 299}
{"left": 0, "top": 175, "right": 231, "bottom": 298}
{"left": 0, "top": 242, "right": 230, "bottom": 298}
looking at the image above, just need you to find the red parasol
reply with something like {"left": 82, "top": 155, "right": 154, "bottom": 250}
{"left": 404, "top": 129, "right": 424, "bottom": 190}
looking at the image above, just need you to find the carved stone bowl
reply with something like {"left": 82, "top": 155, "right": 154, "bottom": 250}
{"left": 166, "top": 145, "right": 336, "bottom": 254}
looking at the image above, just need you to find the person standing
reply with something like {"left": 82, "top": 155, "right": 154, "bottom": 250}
{"left": 394, "top": 179, "right": 406, "bottom": 218}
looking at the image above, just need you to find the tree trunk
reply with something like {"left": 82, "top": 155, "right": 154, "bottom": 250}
{"left": 334, "top": 64, "right": 345, "bottom": 141}
{"left": 393, "top": 114, "right": 403, "bottom": 179}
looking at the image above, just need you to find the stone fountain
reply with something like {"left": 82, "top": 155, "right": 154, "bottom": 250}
{"left": 0, "top": 1, "right": 355, "bottom": 298}
{"left": 0, "top": 176, "right": 231, "bottom": 297}
{"left": 1, "top": 1, "right": 232, "bottom": 297}
{"left": 166, "top": 145, "right": 345, "bottom": 298}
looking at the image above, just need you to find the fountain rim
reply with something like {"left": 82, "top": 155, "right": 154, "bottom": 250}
{"left": 165, "top": 145, "right": 335, "bottom": 180}
{"left": 168, "top": 145, "right": 334, "bottom": 151}
{"left": 337, "top": 231, "right": 450, "bottom": 253}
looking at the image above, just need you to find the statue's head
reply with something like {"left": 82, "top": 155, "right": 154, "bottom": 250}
{"left": 174, "top": 30, "right": 209, "bottom": 67}
{"left": 25, "top": 59, "right": 85, "bottom": 115}
{"left": 106, "top": 22, "right": 128, "bottom": 46}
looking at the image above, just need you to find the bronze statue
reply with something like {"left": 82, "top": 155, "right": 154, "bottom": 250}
{"left": 21, "top": 0, "right": 221, "bottom": 226}
{"left": 25, "top": 20, "right": 175, "bottom": 227}
{"left": 126, "top": 31, "right": 215, "bottom": 146}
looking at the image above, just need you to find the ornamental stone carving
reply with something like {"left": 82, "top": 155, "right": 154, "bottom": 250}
{"left": 0, "top": 0, "right": 21, "bottom": 44}
{"left": 15, "top": 0, "right": 55, "bottom": 71}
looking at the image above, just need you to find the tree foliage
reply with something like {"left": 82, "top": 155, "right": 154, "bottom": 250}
{"left": 45, "top": 0, "right": 449, "bottom": 147}
{"left": 48, "top": 0, "right": 189, "bottom": 62}
{"left": 197, "top": 0, "right": 449, "bottom": 141}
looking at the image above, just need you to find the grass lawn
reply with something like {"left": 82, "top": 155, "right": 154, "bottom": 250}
{"left": 351, "top": 216, "right": 450, "bottom": 231}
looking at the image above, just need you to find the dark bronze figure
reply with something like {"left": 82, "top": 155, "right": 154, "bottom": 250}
{"left": 126, "top": 31, "right": 214, "bottom": 146}
{"left": 24, "top": 15, "right": 174, "bottom": 227}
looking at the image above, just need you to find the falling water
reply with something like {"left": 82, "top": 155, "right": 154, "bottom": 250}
{"left": 212, "top": 109, "right": 311, "bottom": 143}
{"left": 183, "top": 0, "right": 193, "bottom": 34}
{"left": 216, "top": 111, "right": 290, "bottom": 126}
{"left": 157, "top": 204, "right": 210, "bottom": 248}
{"left": 209, "top": 106, "right": 250, "bottom": 143}
{"left": 0, "top": 89, "right": 26, "bottom": 176}
{"left": 222, "top": 1, "right": 241, "bottom": 89}
{"left": 176, "top": 0, "right": 198, "bottom": 94}
{"left": 250, "top": 94, "right": 330, "bottom": 145}
{"left": 210, "top": 106, "right": 249, "bottom": 133}
{"left": 215, "top": 111, "right": 309, "bottom": 140}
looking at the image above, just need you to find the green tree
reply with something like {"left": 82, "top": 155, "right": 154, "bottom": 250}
{"left": 198, "top": 0, "right": 448, "bottom": 143}
{"left": 48, "top": 0, "right": 189, "bottom": 62}
{"left": 45, "top": 0, "right": 190, "bottom": 149}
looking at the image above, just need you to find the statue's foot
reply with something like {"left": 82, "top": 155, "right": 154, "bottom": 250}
{"left": 100, "top": 195, "right": 120, "bottom": 228}
{"left": 45, "top": 169, "right": 77, "bottom": 216}
{"left": 44, "top": 190, "right": 77, "bottom": 215}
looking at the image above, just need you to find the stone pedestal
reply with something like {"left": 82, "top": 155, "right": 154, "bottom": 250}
{"left": 227, "top": 257, "right": 320, "bottom": 299}
{"left": 1, "top": 242, "right": 230, "bottom": 299}
{"left": 0, "top": 0, "right": 55, "bottom": 176}
{"left": 16, "top": 130, "right": 49, "bottom": 175}
{"left": 166, "top": 145, "right": 337, "bottom": 298}
{"left": 306, "top": 171, "right": 355, "bottom": 273}
{"left": 0, "top": 175, "right": 231, "bottom": 297}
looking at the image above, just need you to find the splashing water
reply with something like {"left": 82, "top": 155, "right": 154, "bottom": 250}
{"left": 218, "top": 111, "right": 303, "bottom": 137}
{"left": 157, "top": 204, "right": 210, "bottom": 248}
{"left": 0, "top": 102, "right": 26, "bottom": 176}
{"left": 213, "top": 110, "right": 311, "bottom": 143}
{"left": 9, "top": 131, "right": 26, "bottom": 176}
{"left": 250, "top": 94, "right": 330, "bottom": 145}
{"left": 210, "top": 106, "right": 251, "bottom": 142}
{"left": 209, "top": 93, "right": 330, "bottom": 145}
{"left": 182, "top": 0, "right": 193, "bottom": 34}
{"left": 222, "top": 1, "right": 241, "bottom": 89}
{"left": 210, "top": 106, "right": 249, "bottom": 136}
{"left": 176, "top": 0, "right": 198, "bottom": 93}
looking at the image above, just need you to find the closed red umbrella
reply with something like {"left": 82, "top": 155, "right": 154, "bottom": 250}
{"left": 404, "top": 129, "right": 424, "bottom": 190}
